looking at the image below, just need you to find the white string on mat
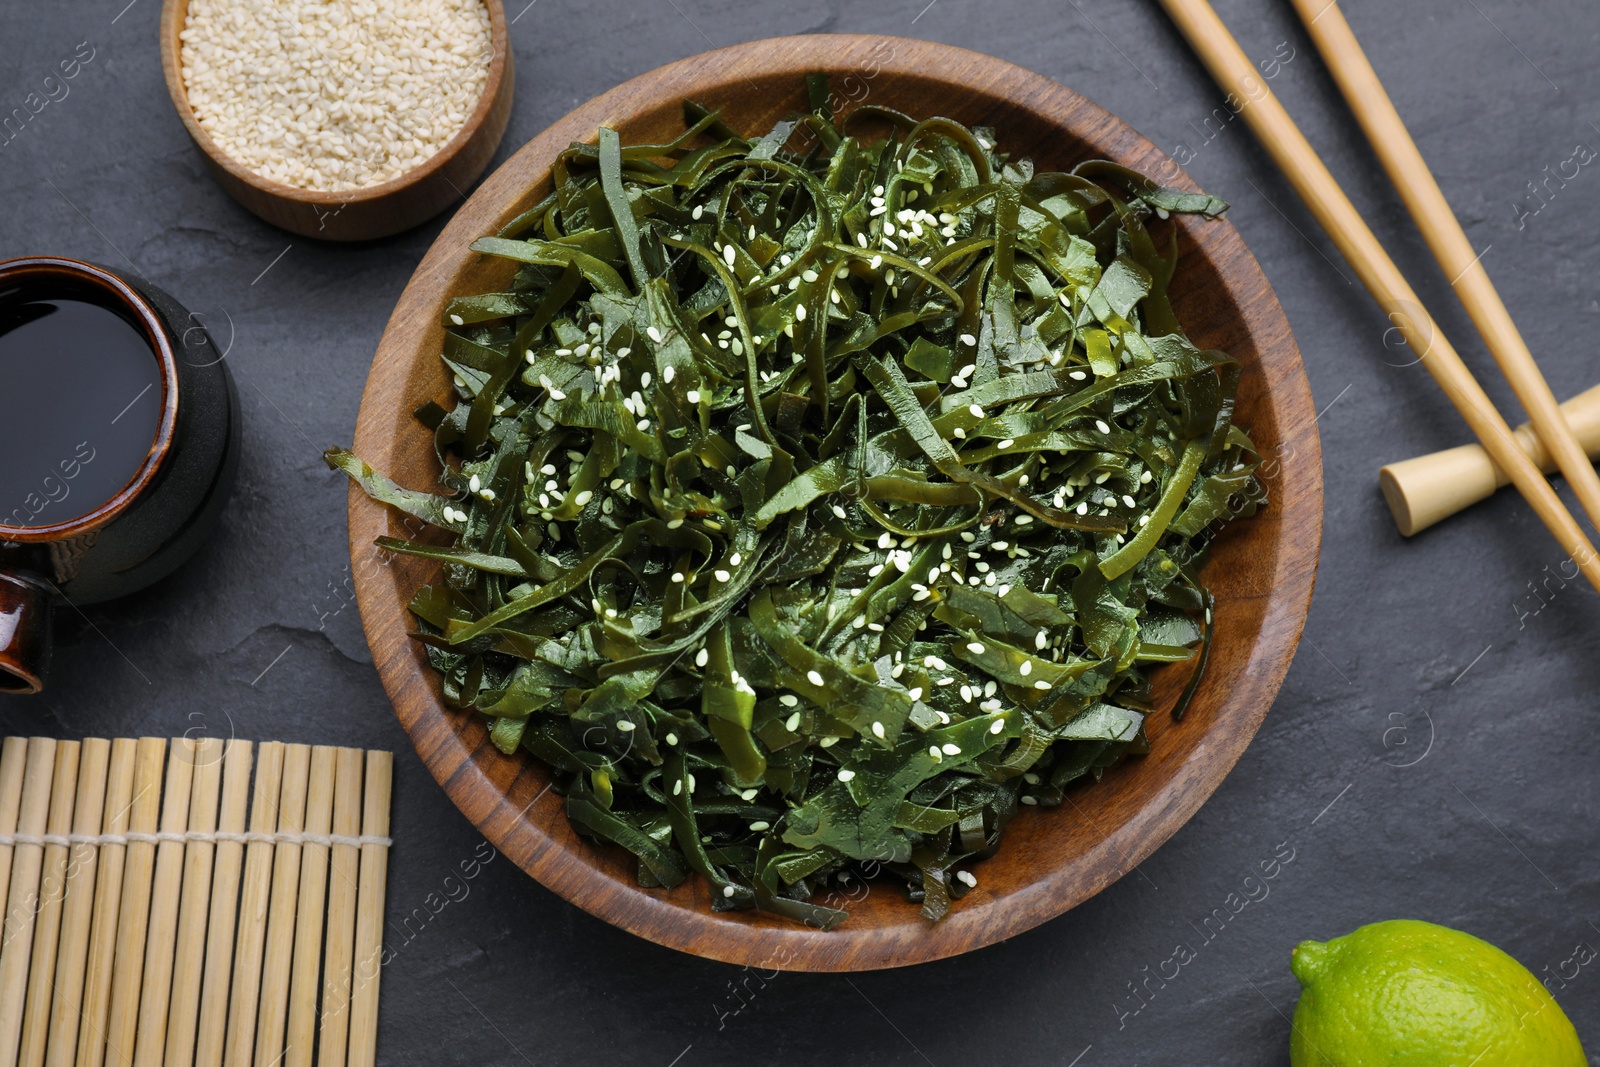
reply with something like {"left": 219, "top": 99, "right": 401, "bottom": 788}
{"left": 0, "top": 829, "right": 392, "bottom": 849}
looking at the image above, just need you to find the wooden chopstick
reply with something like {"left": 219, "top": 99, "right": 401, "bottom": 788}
{"left": 0, "top": 738, "right": 56, "bottom": 1067}
{"left": 1287, "top": 0, "right": 1600, "bottom": 533}
{"left": 161, "top": 736, "right": 225, "bottom": 1067}
{"left": 0, "top": 738, "right": 26, "bottom": 917}
{"left": 347, "top": 750, "right": 392, "bottom": 1067}
{"left": 44, "top": 737, "right": 109, "bottom": 1067}
{"left": 132, "top": 740, "right": 197, "bottom": 1067}
{"left": 252, "top": 744, "right": 310, "bottom": 1067}
{"left": 105, "top": 737, "right": 171, "bottom": 1067}
{"left": 77, "top": 737, "right": 138, "bottom": 1067}
{"left": 317, "top": 748, "right": 364, "bottom": 1067}
{"left": 284, "top": 746, "right": 336, "bottom": 1067}
{"left": 194, "top": 740, "right": 255, "bottom": 1067}
{"left": 224, "top": 741, "right": 284, "bottom": 1067}
{"left": 18, "top": 740, "right": 79, "bottom": 1067}
{"left": 1157, "top": 0, "right": 1600, "bottom": 593}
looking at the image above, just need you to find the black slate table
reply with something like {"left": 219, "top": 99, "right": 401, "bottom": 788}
{"left": 5, "top": 1, "right": 1599, "bottom": 1063}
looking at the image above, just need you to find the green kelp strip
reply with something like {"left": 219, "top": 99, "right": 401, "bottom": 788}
{"left": 328, "top": 85, "right": 1261, "bottom": 926}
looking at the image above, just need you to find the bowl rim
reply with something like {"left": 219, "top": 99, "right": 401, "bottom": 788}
{"left": 158, "top": 0, "right": 512, "bottom": 207}
{"left": 348, "top": 33, "right": 1323, "bottom": 971}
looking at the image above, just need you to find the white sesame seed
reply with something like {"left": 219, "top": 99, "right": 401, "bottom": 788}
{"left": 967, "top": 642, "right": 986, "bottom": 654}
{"left": 714, "top": 569, "right": 731, "bottom": 582}
{"left": 968, "top": 404, "right": 985, "bottom": 418}
{"left": 1034, "top": 680, "right": 1051, "bottom": 690}
{"left": 1095, "top": 419, "right": 1111, "bottom": 434}
{"left": 647, "top": 327, "right": 663, "bottom": 343}
{"left": 837, "top": 769, "right": 856, "bottom": 782}
{"left": 941, "top": 743, "right": 961, "bottom": 755}
{"left": 807, "top": 670, "right": 825, "bottom": 686}
{"left": 990, "top": 719, "right": 1005, "bottom": 734}
{"left": 1020, "top": 661, "right": 1032, "bottom": 676}
{"left": 686, "top": 389, "right": 701, "bottom": 404}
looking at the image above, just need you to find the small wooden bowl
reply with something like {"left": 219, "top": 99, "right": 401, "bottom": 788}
{"left": 348, "top": 36, "right": 1323, "bottom": 971}
{"left": 158, "top": 0, "right": 514, "bottom": 241}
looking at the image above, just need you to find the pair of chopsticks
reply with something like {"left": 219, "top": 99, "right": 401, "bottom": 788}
{"left": 1158, "top": 0, "right": 1600, "bottom": 591}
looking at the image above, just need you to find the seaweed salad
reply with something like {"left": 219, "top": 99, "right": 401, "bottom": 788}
{"left": 329, "top": 78, "right": 1262, "bottom": 928}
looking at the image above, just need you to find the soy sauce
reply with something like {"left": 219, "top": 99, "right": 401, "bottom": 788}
{"left": 0, "top": 296, "right": 162, "bottom": 528}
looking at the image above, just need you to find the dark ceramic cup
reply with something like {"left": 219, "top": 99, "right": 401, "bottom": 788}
{"left": 0, "top": 256, "right": 240, "bottom": 693}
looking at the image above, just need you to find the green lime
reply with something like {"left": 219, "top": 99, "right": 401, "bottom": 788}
{"left": 1289, "top": 919, "right": 1585, "bottom": 1066}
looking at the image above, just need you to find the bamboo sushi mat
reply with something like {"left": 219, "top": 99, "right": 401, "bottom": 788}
{"left": 0, "top": 737, "right": 393, "bottom": 1067}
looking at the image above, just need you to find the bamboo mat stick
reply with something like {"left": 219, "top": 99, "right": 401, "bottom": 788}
{"left": 1288, "top": 0, "right": 1600, "bottom": 533}
{"left": 76, "top": 737, "right": 137, "bottom": 1067}
{"left": 131, "top": 740, "right": 197, "bottom": 1067}
{"left": 104, "top": 737, "right": 168, "bottom": 1067}
{"left": 161, "top": 737, "right": 225, "bottom": 1067}
{"left": 18, "top": 741, "right": 79, "bottom": 1067}
{"left": 194, "top": 741, "right": 254, "bottom": 1067}
{"left": 0, "top": 738, "right": 27, "bottom": 933}
{"left": 284, "top": 747, "right": 335, "bottom": 1067}
{"left": 251, "top": 745, "right": 310, "bottom": 1067}
{"left": 0, "top": 738, "right": 57, "bottom": 1067}
{"left": 317, "top": 749, "right": 364, "bottom": 1067}
{"left": 45, "top": 738, "right": 109, "bottom": 1067}
{"left": 223, "top": 741, "right": 284, "bottom": 1067}
{"left": 347, "top": 751, "right": 392, "bottom": 1067}
{"left": 1157, "top": 0, "right": 1600, "bottom": 593}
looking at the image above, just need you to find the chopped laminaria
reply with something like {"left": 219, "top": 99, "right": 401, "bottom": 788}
{"left": 328, "top": 80, "right": 1262, "bottom": 927}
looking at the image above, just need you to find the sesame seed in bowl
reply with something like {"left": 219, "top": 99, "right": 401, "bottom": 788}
{"left": 159, "top": 0, "right": 515, "bottom": 240}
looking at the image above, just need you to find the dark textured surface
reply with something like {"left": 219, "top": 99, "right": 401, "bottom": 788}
{"left": 3, "top": 1, "right": 1598, "bottom": 1063}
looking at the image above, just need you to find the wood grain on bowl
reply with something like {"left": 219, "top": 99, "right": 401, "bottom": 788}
{"left": 348, "top": 35, "right": 1322, "bottom": 971}
{"left": 158, "top": 0, "right": 515, "bottom": 241}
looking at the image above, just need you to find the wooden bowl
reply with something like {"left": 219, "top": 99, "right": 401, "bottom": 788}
{"left": 348, "top": 35, "right": 1323, "bottom": 971}
{"left": 158, "top": 0, "right": 515, "bottom": 241}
